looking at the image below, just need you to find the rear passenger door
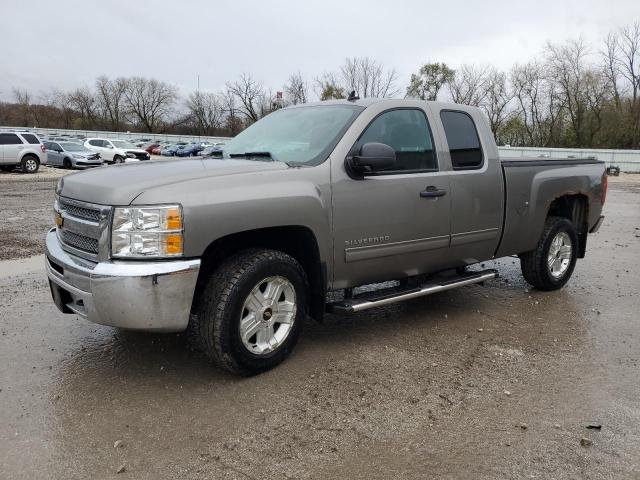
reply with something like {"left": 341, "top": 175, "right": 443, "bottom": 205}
{"left": 0, "top": 133, "right": 25, "bottom": 165}
{"left": 435, "top": 108, "right": 503, "bottom": 263}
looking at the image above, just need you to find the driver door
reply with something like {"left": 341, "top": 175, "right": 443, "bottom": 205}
{"left": 331, "top": 107, "right": 451, "bottom": 288}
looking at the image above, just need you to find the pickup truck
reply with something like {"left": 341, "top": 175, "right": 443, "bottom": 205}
{"left": 45, "top": 99, "right": 607, "bottom": 375}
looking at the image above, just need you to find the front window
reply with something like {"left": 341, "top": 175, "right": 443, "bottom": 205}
{"left": 60, "top": 142, "right": 91, "bottom": 152}
{"left": 112, "top": 140, "right": 136, "bottom": 149}
{"left": 222, "top": 105, "right": 364, "bottom": 166}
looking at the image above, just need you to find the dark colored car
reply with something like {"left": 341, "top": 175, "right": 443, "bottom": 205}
{"left": 176, "top": 143, "right": 205, "bottom": 157}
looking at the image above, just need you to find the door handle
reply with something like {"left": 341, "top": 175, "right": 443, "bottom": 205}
{"left": 420, "top": 186, "right": 447, "bottom": 198}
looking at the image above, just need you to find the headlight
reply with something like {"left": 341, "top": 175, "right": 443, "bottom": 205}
{"left": 55, "top": 178, "right": 64, "bottom": 195}
{"left": 126, "top": 152, "right": 136, "bottom": 158}
{"left": 72, "top": 154, "right": 86, "bottom": 159}
{"left": 111, "top": 205, "right": 183, "bottom": 258}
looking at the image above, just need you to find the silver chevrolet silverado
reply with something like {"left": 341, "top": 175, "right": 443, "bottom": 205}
{"left": 45, "top": 99, "right": 607, "bottom": 375}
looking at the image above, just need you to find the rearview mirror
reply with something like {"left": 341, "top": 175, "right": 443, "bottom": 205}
{"left": 346, "top": 142, "right": 396, "bottom": 177}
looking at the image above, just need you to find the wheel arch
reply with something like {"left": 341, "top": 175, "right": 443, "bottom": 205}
{"left": 546, "top": 193, "right": 589, "bottom": 258}
{"left": 191, "top": 226, "right": 326, "bottom": 322}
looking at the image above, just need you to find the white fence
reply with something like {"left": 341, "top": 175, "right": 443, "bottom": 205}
{"left": 498, "top": 146, "right": 640, "bottom": 173}
{"left": 0, "top": 126, "right": 231, "bottom": 144}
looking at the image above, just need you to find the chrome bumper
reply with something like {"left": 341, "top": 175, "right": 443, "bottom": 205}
{"left": 45, "top": 228, "right": 200, "bottom": 332}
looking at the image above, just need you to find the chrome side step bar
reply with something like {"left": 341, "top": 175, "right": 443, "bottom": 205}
{"left": 327, "top": 269, "right": 498, "bottom": 313}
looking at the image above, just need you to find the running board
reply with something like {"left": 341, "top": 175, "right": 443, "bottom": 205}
{"left": 327, "top": 269, "right": 498, "bottom": 313}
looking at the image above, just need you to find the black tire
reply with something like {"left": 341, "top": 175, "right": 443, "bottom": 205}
{"left": 190, "top": 248, "right": 308, "bottom": 375}
{"left": 520, "top": 216, "right": 578, "bottom": 291}
{"left": 63, "top": 158, "right": 72, "bottom": 169}
{"left": 113, "top": 155, "right": 124, "bottom": 164}
{"left": 21, "top": 155, "right": 39, "bottom": 173}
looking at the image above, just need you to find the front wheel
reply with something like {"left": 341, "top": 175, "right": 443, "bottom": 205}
{"left": 520, "top": 216, "right": 578, "bottom": 291}
{"left": 113, "top": 155, "right": 124, "bottom": 164}
{"left": 190, "top": 249, "right": 308, "bottom": 375}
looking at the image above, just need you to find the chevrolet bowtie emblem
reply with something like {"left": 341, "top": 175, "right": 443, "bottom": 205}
{"left": 55, "top": 212, "right": 64, "bottom": 228}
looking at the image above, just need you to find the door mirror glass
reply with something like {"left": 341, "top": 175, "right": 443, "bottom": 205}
{"left": 346, "top": 142, "right": 396, "bottom": 176}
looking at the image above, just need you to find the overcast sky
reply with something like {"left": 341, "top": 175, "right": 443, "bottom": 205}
{"left": 2, "top": 0, "right": 638, "bottom": 101}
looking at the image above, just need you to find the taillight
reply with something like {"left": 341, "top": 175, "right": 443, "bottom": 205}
{"left": 40, "top": 144, "right": 46, "bottom": 153}
{"left": 601, "top": 172, "right": 608, "bottom": 205}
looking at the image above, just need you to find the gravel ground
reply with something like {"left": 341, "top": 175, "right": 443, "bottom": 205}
{"left": 0, "top": 173, "right": 638, "bottom": 479}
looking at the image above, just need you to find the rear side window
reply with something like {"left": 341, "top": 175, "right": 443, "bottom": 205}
{"left": 0, "top": 133, "right": 23, "bottom": 145}
{"left": 355, "top": 109, "right": 437, "bottom": 173}
{"left": 440, "top": 110, "right": 483, "bottom": 170}
{"left": 88, "top": 139, "right": 102, "bottom": 146}
{"left": 21, "top": 133, "right": 40, "bottom": 144}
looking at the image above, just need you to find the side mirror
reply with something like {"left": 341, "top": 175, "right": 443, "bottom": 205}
{"left": 346, "top": 142, "right": 396, "bottom": 177}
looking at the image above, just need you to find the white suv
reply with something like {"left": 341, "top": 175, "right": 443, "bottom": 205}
{"left": 0, "top": 131, "right": 46, "bottom": 173}
{"left": 84, "top": 138, "right": 150, "bottom": 164}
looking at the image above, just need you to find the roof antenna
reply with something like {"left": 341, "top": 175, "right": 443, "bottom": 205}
{"left": 347, "top": 90, "right": 360, "bottom": 101}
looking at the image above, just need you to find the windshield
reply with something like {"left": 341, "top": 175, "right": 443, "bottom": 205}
{"left": 222, "top": 105, "right": 363, "bottom": 166}
{"left": 60, "top": 142, "right": 91, "bottom": 152}
{"left": 112, "top": 140, "right": 136, "bottom": 149}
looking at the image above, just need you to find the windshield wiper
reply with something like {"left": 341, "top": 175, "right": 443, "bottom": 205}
{"left": 229, "top": 151, "right": 275, "bottom": 160}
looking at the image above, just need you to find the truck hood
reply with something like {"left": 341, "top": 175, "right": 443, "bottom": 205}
{"left": 59, "top": 158, "right": 288, "bottom": 205}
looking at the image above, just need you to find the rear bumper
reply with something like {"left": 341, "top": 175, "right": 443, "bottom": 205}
{"left": 45, "top": 228, "right": 200, "bottom": 332}
{"left": 590, "top": 215, "right": 605, "bottom": 233}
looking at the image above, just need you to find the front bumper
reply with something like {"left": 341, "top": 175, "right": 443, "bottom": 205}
{"left": 45, "top": 228, "right": 200, "bottom": 332}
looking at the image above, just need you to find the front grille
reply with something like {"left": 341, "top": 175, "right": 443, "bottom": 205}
{"left": 60, "top": 200, "right": 101, "bottom": 222}
{"left": 61, "top": 230, "right": 99, "bottom": 254}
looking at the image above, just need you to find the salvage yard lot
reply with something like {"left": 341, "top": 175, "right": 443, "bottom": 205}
{"left": 0, "top": 169, "right": 639, "bottom": 479}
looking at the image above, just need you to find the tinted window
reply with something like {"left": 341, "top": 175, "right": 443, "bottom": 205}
{"left": 355, "top": 109, "right": 437, "bottom": 173}
{"left": 0, "top": 133, "right": 23, "bottom": 145}
{"left": 50, "top": 143, "right": 61, "bottom": 151}
{"left": 21, "top": 133, "right": 40, "bottom": 144}
{"left": 88, "top": 139, "right": 102, "bottom": 146}
{"left": 440, "top": 111, "right": 483, "bottom": 170}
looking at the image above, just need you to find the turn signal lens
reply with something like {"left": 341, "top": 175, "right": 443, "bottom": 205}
{"left": 166, "top": 208, "right": 183, "bottom": 230}
{"left": 163, "top": 234, "right": 183, "bottom": 255}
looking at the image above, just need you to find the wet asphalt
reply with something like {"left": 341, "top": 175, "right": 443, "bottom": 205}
{"left": 0, "top": 176, "right": 638, "bottom": 479}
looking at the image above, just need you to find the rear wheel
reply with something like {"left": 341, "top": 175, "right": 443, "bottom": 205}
{"left": 21, "top": 155, "right": 39, "bottom": 173}
{"left": 190, "top": 249, "right": 308, "bottom": 375}
{"left": 520, "top": 216, "right": 578, "bottom": 291}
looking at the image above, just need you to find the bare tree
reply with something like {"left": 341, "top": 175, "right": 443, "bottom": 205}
{"left": 545, "top": 38, "right": 592, "bottom": 146}
{"left": 314, "top": 72, "right": 346, "bottom": 100}
{"left": 123, "top": 77, "right": 178, "bottom": 132}
{"left": 405, "top": 62, "right": 455, "bottom": 100}
{"left": 68, "top": 86, "right": 97, "bottom": 129}
{"left": 510, "top": 61, "right": 564, "bottom": 146}
{"left": 617, "top": 22, "right": 640, "bottom": 147}
{"left": 284, "top": 72, "right": 309, "bottom": 105}
{"left": 602, "top": 32, "right": 622, "bottom": 110}
{"left": 95, "top": 76, "right": 128, "bottom": 131}
{"left": 12, "top": 88, "right": 32, "bottom": 126}
{"left": 186, "top": 91, "right": 224, "bottom": 135}
{"left": 447, "top": 65, "right": 489, "bottom": 106}
{"left": 339, "top": 57, "right": 399, "bottom": 98}
{"left": 480, "top": 68, "right": 513, "bottom": 141}
{"left": 226, "top": 73, "right": 265, "bottom": 123}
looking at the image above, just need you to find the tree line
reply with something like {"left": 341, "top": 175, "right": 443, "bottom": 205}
{"left": 0, "top": 22, "right": 638, "bottom": 149}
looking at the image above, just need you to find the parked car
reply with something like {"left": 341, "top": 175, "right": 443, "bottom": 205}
{"left": 151, "top": 145, "right": 164, "bottom": 155}
{"left": 44, "top": 141, "right": 102, "bottom": 169}
{"left": 0, "top": 131, "right": 45, "bottom": 173}
{"left": 145, "top": 143, "right": 161, "bottom": 154}
{"left": 607, "top": 165, "right": 620, "bottom": 176}
{"left": 84, "top": 138, "right": 150, "bottom": 164}
{"left": 46, "top": 99, "right": 608, "bottom": 376}
{"left": 200, "top": 144, "right": 224, "bottom": 157}
{"left": 175, "top": 143, "right": 205, "bottom": 157}
{"left": 160, "top": 144, "right": 180, "bottom": 156}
